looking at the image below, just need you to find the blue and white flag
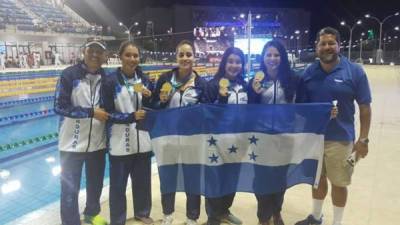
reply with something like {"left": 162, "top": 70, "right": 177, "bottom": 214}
{"left": 145, "top": 103, "right": 331, "bottom": 197}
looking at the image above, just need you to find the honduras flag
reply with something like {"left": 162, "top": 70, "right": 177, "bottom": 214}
{"left": 145, "top": 103, "right": 331, "bottom": 197}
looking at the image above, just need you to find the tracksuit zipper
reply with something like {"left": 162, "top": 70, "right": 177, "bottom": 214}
{"left": 179, "top": 90, "right": 184, "bottom": 107}
{"left": 135, "top": 92, "right": 140, "bottom": 153}
{"left": 235, "top": 91, "right": 239, "bottom": 104}
{"left": 273, "top": 80, "right": 277, "bottom": 104}
{"left": 85, "top": 79, "right": 101, "bottom": 152}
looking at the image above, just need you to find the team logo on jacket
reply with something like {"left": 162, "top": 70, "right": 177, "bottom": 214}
{"left": 72, "top": 120, "right": 80, "bottom": 149}
{"left": 239, "top": 96, "right": 248, "bottom": 103}
{"left": 125, "top": 125, "right": 130, "bottom": 152}
{"left": 334, "top": 79, "right": 344, "bottom": 83}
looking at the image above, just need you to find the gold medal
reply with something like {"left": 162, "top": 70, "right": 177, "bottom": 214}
{"left": 219, "top": 78, "right": 229, "bottom": 88}
{"left": 133, "top": 83, "right": 143, "bottom": 93}
{"left": 161, "top": 82, "right": 173, "bottom": 93}
{"left": 254, "top": 71, "right": 265, "bottom": 81}
{"left": 149, "top": 73, "right": 157, "bottom": 81}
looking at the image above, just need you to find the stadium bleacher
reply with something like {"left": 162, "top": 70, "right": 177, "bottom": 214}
{"left": 0, "top": 0, "right": 35, "bottom": 29}
{"left": 0, "top": 0, "right": 94, "bottom": 34}
{"left": 20, "top": 0, "right": 92, "bottom": 34}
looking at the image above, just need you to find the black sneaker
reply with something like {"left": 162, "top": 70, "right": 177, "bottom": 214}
{"left": 294, "top": 215, "right": 322, "bottom": 225}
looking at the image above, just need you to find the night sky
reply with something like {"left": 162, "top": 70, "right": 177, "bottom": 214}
{"left": 67, "top": 0, "right": 400, "bottom": 41}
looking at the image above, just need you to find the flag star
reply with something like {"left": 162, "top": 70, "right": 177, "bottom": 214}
{"left": 207, "top": 136, "right": 218, "bottom": 146}
{"left": 249, "top": 151, "right": 258, "bottom": 161}
{"left": 248, "top": 135, "right": 258, "bottom": 145}
{"left": 209, "top": 153, "right": 219, "bottom": 163}
{"left": 228, "top": 145, "right": 238, "bottom": 154}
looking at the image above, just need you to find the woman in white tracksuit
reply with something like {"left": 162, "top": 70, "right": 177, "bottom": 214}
{"left": 205, "top": 47, "right": 247, "bottom": 225}
{"left": 102, "top": 41, "right": 155, "bottom": 225}
{"left": 152, "top": 40, "right": 209, "bottom": 225}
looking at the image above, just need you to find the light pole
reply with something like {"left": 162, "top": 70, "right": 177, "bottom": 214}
{"left": 359, "top": 32, "right": 365, "bottom": 62}
{"left": 395, "top": 27, "right": 400, "bottom": 63}
{"left": 294, "top": 30, "right": 309, "bottom": 48}
{"left": 283, "top": 35, "right": 289, "bottom": 50}
{"left": 295, "top": 30, "right": 300, "bottom": 54}
{"left": 364, "top": 12, "right": 400, "bottom": 63}
{"left": 234, "top": 11, "right": 253, "bottom": 76}
{"left": 246, "top": 11, "right": 252, "bottom": 75}
{"left": 118, "top": 21, "right": 139, "bottom": 41}
{"left": 289, "top": 35, "right": 294, "bottom": 54}
{"left": 383, "top": 36, "right": 388, "bottom": 52}
{"left": 340, "top": 20, "right": 362, "bottom": 60}
{"left": 294, "top": 30, "right": 309, "bottom": 60}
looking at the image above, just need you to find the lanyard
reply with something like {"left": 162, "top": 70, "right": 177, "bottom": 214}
{"left": 170, "top": 73, "right": 183, "bottom": 90}
{"left": 171, "top": 71, "right": 194, "bottom": 91}
{"left": 122, "top": 72, "right": 142, "bottom": 111}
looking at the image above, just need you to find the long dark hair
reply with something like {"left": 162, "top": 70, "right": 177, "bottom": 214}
{"left": 259, "top": 40, "right": 296, "bottom": 102}
{"left": 215, "top": 47, "right": 246, "bottom": 82}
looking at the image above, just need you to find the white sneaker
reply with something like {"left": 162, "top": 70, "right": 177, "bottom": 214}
{"left": 185, "top": 218, "right": 198, "bottom": 225}
{"left": 161, "top": 214, "right": 173, "bottom": 225}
